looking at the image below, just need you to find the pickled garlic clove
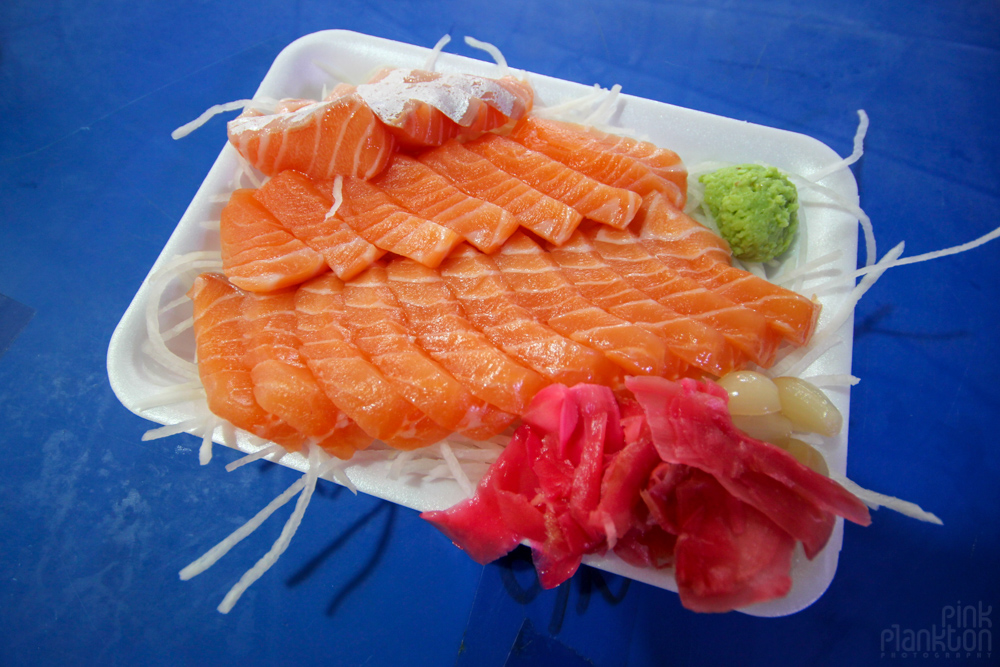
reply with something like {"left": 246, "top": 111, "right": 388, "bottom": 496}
{"left": 730, "top": 412, "right": 793, "bottom": 444}
{"left": 773, "top": 376, "right": 843, "bottom": 437}
{"left": 717, "top": 370, "right": 782, "bottom": 416}
{"left": 778, "top": 438, "right": 830, "bottom": 476}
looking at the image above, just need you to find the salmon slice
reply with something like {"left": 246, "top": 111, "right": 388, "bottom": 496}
{"left": 584, "top": 225, "right": 780, "bottom": 367}
{"left": 635, "top": 194, "right": 820, "bottom": 346}
{"left": 508, "top": 117, "right": 683, "bottom": 207}
{"left": 220, "top": 189, "right": 327, "bottom": 293}
{"left": 253, "top": 171, "right": 385, "bottom": 281}
{"left": 333, "top": 177, "right": 463, "bottom": 268}
{"left": 242, "top": 288, "right": 373, "bottom": 458}
{"left": 294, "top": 273, "right": 451, "bottom": 449}
{"left": 341, "top": 264, "right": 516, "bottom": 439}
{"left": 371, "top": 154, "right": 518, "bottom": 253}
{"left": 187, "top": 273, "right": 307, "bottom": 451}
{"left": 574, "top": 125, "right": 688, "bottom": 207}
{"left": 439, "top": 245, "right": 622, "bottom": 387}
{"left": 464, "top": 134, "right": 641, "bottom": 229}
{"left": 385, "top": 257, "right": 550, "bottom": 415}
{"left": 489, "top": 231, "right": 683, "bottom": 378}
{"left": 357, "top": 68, "right": 533, "bottom": 148}
{"left": 419, "top": 141, "right": 583, "bottom": 246}
{"left": 227, "top": 92, "right": 395, "bottom": 180}
{"left": 545, "top": 230, "right": 740, "bottom": 377}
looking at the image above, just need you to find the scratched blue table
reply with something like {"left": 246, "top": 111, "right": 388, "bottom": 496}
{"left": 2, "top": 1, "right": 998, "bottom": 665}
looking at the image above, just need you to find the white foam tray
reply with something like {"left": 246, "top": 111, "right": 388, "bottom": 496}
{"left": 107, "top": 29, "right": 860, "bottom": 617}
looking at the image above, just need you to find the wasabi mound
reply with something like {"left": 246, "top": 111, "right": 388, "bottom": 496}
{"left": 700, "top": 164, "right": 799, "bottom": 262}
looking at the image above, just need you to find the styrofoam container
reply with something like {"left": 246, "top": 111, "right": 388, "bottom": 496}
{"left": 107, "top": 29, "right": 860, "bottom": 617}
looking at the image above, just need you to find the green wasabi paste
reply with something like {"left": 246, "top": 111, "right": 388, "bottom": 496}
{"left": 699, "top": 164, "right": 799, "bottom": 263}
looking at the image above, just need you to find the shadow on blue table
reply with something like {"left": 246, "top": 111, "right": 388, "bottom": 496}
{"left": 282, "top": 485, "right": 398, "bottom": 616}
{"left": 458, "top": 547, "right": 637, "bottom": 667}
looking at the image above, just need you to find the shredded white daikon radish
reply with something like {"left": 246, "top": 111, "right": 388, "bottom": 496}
{"left": 142, "top": 416, "right": 209, "bottom": 442}
{"left": 801, "top": 374, "right": 860, "bottom": 388}
{"left": 199, "top": 417, "right": 217, "bottom": 465}
{"left": 439, "top": 442, "right": 474, "bottom": 497}
{"left": 171, "top": 100, "right": 253, "bottom": 140}
{"left": 464, "top": 36, "right": 509, "bottom": 76}
{"left": 423, "top": 34, "right": 452, "bottom": 71}
{"left": 829, "top": 471, "right": 943, "bottom": 525}
{"left": 216, "top": 446, "right": 327, "bottom": 613}
{"left": 808, "top": 110, "right": 869, "bottom": 182}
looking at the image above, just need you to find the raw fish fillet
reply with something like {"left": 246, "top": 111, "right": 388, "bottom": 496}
{"left": 585, "top": 225, "right": 780, "bottom": 368}
{"left": 546, "top": 230, "right": 739, "bottom": 377}
{"left": 335, "top": 177, "right": 463, "bottom": 268}
{"left": 227, "top": 92, "right": 395, "bottom": 180}
{"left": 464, "top": 134, "right": 641, "bottom": 229}
{"left": 635, "top": 194, "right": 820, "bottom": 346}
{"left": 509, "top": 117, "right": 683, "bottom": 207}
{"left": 490, "top": 231, "right": 683, "bottom": 378}
{"left": 385, "top": 257, "right": 550, "bottom": 415}
{"left": 241, "top": 287, "right": 372, "bottom": 459}
{"left": 357, "top": 68, "right": 533, "bottom": 149}
{"left": 220, "top": 189, "right": 327, "bottom": 293}
{"left": 341, "top": 264, "right": 516, "bottom": 439}
{"left": 254, "top": 171, "right": 384, "bottom": 281}
{"left": 187, "top": 273, "right": 307, "bottom": 451}
{"left": 419, "top": 141, "right": 583, "bottom": 246}
{"left": 438, "top": 244, "right": 622, "bottom": 387}
{"left": 573, "top": 124, "right": 688, "bottom": 207}
{"left": 294, "top": 273, "right": 451, "bottom": 449}
{"left": 371, "top": 154, "right": 518, "bottom": 254}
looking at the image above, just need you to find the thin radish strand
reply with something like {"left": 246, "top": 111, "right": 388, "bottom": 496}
{"left": 199, "top": 417, "right": 217, "bottom": 465}
{"left": 808, "top": 110, "right": 869, "bottom": 182}
{"left": 180, "top": 448, "right": 337, "bottom": 582}
{"left": 216, "top": 446, "right": 325, "bottom": 613}
{"left": 225, "top": 443, "right": 285, "bottom": 472}
{"left": 584, "top": 84, "right": 622, "bottom": 127}
{"left": 143, "top": 416, "right": 208, "bottom": 441}
{"left": 842, "top": 224, "right": 1000, "bottom": 282}
{"left": 793, "top": 174, "right": 876, "bottom": 268}
{"left": 423, "top": 35, "right": 452, "bottom": 71}
{"left": 775, "top": 250, "right": 844, "bottom": 287}
{"left": 439, "top": 442, "right": 474, "bottom": 497}
{"left": 801, "top": 373, "right": 860, "bottom": 387}
{"left": 463, "top": 36, "right": 509, "bottom": 76}
{"left": 829, "top": 472, "right": 942, "bottom": 525}
{"left": 172, "top": 100, "right": 253, "bottom": 140}
{"left": 132, "top": 381, "right": 205, "bottom": 411}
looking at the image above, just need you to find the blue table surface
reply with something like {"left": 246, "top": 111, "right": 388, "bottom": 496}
{"left": 2, "top": 1, "right": 998, "bottom": 665}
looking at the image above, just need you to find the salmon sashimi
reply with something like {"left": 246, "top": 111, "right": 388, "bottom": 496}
{"left": 227, "top": 92, "right": 395, "bottom": 180}
{"left": 371, "top": 154, "right": 518, "bottom": 253}
{"left": 356, "top": 68, "right": 533, "bottom": 149}
{"left": 574, "top": 124, "right": 688, "bottom": 207}
{"left": 385, "top": 257, "right": 550, "bottom": 415}
{"left": 490, "top": 231, "right": 683, "bottom": 378}
{"left": 254, "top": 171, "right": 385, "bottom": 281}
{"left": 545, "top": 230, "right": 740, "bottom": 377}
{"left": 334, "top": 177, "right": 463, "bottom": 268}
{"left": 294, "top": 273, "right": 451, "bottom": 449}
{"left": 187, "top": 273, "right": 307, "bottom": 451}
{"left": 241, "top": 287, "right": 372, "bottom": 458}
{"left": 635, "top": 194, "right": 820, "bottom": 346}
{"left": 220, "top": 189, "right": 328, "bottom": 293}
{"left": 341, "top": 264, "right": 516, "bottom": 439}
{"left": 419, "top": 141, "right": 583, "bottom": 246}
{"left": 464, "top": 134, "right": 641, "bottom": 229}
{"left": 585, "top": 225, "right": 780, "bottom": 367}
{"left": 438, "top": 245, "right": 622, "bottom": 387}
{"left": 508, "top": 117, "right": 683, "bottom": 207}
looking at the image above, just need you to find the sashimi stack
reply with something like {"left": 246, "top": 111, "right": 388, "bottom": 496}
{"left": 185, "top": 64, "right": 852, "bottom": 612}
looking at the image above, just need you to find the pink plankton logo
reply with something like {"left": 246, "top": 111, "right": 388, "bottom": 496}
{"left": 881, "top": 601, "right": 992, "bottom": 659}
